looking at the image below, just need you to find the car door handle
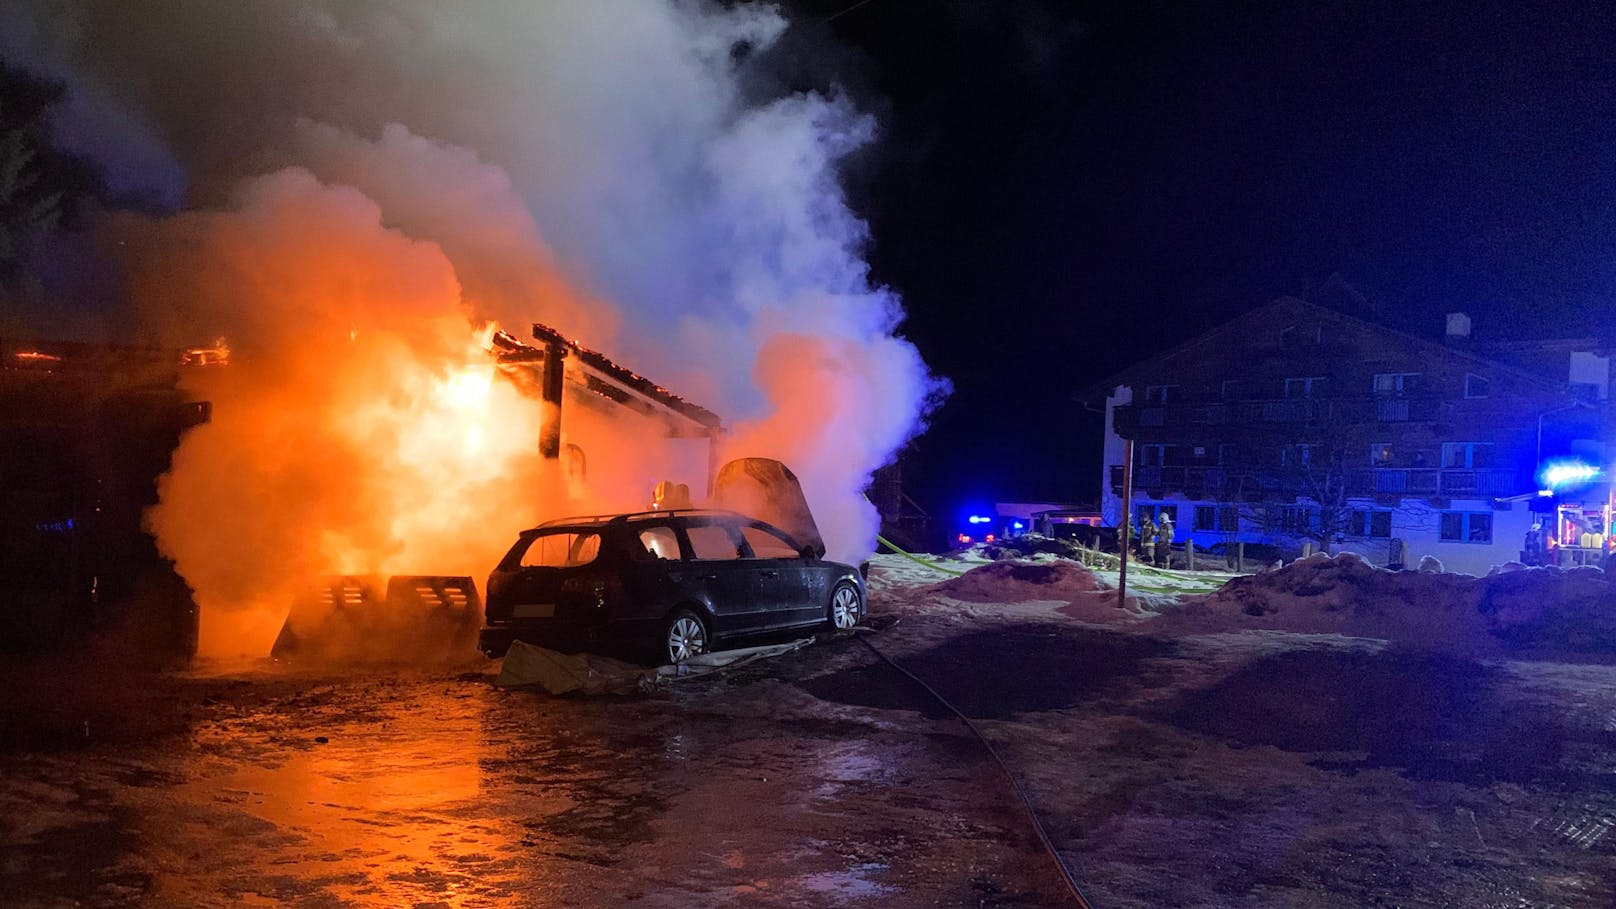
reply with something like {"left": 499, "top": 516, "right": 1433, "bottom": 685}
{"left": 759, "top": 571, "right": 779, "bottom": 579}
{"left": 698, "top": 574, "right": 719, "bottom": 581}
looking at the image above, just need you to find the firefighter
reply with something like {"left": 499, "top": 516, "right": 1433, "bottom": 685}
{"left": 1522, "top": 523, "right": 1543, "bottom": 566}
{"left": 1137, "top": 513, "right": 1156, "bottom": 560}
{"left": 1156, "top": 513, "right": 1175, "bottom": 568}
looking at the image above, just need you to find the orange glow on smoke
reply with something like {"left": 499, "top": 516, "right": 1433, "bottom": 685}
{"left": 14, "top": 350, "right": 63, "bottom": 363}
{"left": 158, "top": 316, "right": 557, "bottom": 657}
{"left": 126, "top": 169, "right": 697, "bottom": 660}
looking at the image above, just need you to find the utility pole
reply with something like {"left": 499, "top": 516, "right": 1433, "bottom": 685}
{"left": 1117, "top": 438, "right": 1134, "bottom": 609}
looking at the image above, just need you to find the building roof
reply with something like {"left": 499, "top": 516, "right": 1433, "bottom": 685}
{"left": 1073, "top": 297, "right": 1568, "bottom": 405}
{"left": 491, "top": 325, "right": 724, "bottom": 436}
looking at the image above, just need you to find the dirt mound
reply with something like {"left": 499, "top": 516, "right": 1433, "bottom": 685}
{"left": 1169, "top": 553, "right": 1616, "bottom": 657}
{"left": 929, "top": 559, "right": 1104, "bottom": 603}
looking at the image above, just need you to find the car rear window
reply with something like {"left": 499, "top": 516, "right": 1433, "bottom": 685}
{"left": 741, "top": 525, "right": 798, "bottom": 558}
{"left": 685, "top": 523, "right": 742, "bottom": 560}
{"left": 518, "top": 531, "right": 601, "bottom": 568}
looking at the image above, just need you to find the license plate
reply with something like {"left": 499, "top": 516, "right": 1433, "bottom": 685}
{"left": 512, "top": 603, "right": 555, "bottom": 618}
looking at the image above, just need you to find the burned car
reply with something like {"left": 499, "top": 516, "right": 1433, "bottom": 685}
{"left": 478, "top": 509, "right": 865, "bottom": 664}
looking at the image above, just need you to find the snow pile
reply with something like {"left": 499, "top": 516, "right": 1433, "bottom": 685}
{"left": 1476, "top": 565, "right": 1616, "bottom": 653}
{"left": 1168, "top": 553, "right": 1616, "bottom": 657}
{"left": 929, "top": 559, "right": 1105, "bottom": 603}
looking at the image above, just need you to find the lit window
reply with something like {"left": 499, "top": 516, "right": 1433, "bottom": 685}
{"left": 1370, "top": 443, "right": 1394, "bottom": 466}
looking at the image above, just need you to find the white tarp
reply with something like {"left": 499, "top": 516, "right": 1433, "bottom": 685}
{"left": 494, "top": 637, "right": 816, "bottom": 694}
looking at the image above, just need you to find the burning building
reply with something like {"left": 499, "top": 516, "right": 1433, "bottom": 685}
{"left": 491, "top": 321, "right": 725, "bottom": 496}
{"left": 0, "top": 338, "right": 216, "bottom": 658}
{"left": 1, "top": 315, "right": 730, "bottom": 663}
{"left": 270, "top": 322, "right": 731, "bottom": 663}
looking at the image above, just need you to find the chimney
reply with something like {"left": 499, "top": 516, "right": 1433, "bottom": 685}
{"left": 1445, "top": 312, "right": 1472, "bottom": 345}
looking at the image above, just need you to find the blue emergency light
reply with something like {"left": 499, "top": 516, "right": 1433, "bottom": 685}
{"left": 1539, "top": 460, "right": 1600, "bottom": 489}
{"left": 968, "top": 515, "right": 992, "bottom": 524}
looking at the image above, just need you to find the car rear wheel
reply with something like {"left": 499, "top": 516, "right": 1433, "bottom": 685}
{"left": 828, "top": 582, "right": 861, "bottom": 630}
{"left": 663, "top": 609, "right": 709, "bottom": 664}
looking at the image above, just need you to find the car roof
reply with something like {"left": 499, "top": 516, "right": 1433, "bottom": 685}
{"left": 522, "top": 508, "right": 755, "bottom": 534}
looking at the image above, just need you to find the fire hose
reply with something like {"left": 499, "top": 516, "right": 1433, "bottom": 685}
{"left": 875, "top": 534, "right": 966, "bottom": 576}
{"left": 853, "top": 629, "right": 1097, "bottom": 908}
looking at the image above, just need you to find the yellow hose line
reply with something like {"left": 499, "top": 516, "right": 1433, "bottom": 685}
{"left": 875, "top": 534, "right": 967, "bottom": 576}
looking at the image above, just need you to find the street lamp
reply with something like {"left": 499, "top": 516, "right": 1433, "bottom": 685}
{"left": 1536, "top": 400, "right": 1598, "bottom": 467}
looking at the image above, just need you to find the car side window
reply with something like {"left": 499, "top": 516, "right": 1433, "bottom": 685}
{"left": 637, "top": 526, "right": 680, "bottom": 560}
{"left": 684, "top": 523, "right": 743, "bottom": 561}
{"left": 519, "top": 531, "right": 601, "bottom": 568}
{"left": 741, "top": 524, "right": 798, "bottom": 559}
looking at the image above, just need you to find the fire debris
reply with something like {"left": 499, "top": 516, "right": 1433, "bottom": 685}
{"left": 490, "top": 323, "right": 723, "bottom": 440}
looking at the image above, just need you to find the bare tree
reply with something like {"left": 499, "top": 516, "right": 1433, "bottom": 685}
{"left": 0, "top": 109, "right": 61, "bottom": 288}
{"left": 1204, "top": 404, "right": 1437, "bottom": 561}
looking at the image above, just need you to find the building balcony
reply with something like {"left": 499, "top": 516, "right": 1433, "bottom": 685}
{"left": 1113, "top": 395, "right": 1442, "bottom": 434}
{"left": 1111, "top": 464, "right": 1521, "bottom": 500}
{"left": 1343, "top": 467, "right": 1519, "bottom": 498}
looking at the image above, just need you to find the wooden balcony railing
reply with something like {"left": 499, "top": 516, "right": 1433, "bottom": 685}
{"left": 1113, "top": 395, "right": 1443, "bottom": 432}
{"left": 1111, "top": 465, "right": 1521, "bottom": 500}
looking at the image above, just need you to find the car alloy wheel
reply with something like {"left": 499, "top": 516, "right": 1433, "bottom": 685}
{"left": 830, "top": 583, "right": 861, "bottom": 630}
{"left": 665, "top": 610, "right": 708, "bottom": 664}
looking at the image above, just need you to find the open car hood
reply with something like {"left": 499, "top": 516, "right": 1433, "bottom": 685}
{"left": 713, "top": 457, "right": 827, "bottom": 559}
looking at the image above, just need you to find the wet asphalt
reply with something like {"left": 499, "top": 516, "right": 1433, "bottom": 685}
{"left": 3, "top": 613, "right": 1614, "bottom": 907}
{"left": 0, "top": 630, "right": 1068, "bottom": 908}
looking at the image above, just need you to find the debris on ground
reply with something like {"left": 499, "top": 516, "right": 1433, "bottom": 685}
{"left": 494, "top": 637, "right": 817, "bottom": 694}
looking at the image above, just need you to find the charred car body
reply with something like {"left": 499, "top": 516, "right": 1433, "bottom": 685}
{"left": 479, "top": 509, "right": 865, "bottom": 664}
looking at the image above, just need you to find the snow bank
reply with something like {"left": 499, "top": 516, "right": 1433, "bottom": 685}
{"left": 1168, "top": 553, "right": 1616, "bottom": 657}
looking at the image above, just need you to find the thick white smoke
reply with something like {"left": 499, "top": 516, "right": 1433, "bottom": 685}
{"left": 2, "top": 1, "right": 943, "bottom": 569}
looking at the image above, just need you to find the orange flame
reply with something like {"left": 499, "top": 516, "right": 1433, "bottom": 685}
{"left": 182, "top": 338, "right": 231, "bottom": 367}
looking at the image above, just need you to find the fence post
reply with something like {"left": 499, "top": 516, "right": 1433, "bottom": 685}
{"left": 1185, "top": 539, "right": 1195, "bottom": 571}
{"left": 1118, "top": 439, "right": 1134, "bottom": 610}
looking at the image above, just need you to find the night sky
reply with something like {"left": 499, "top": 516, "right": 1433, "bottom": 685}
{"left": 782, "top": 0, "right": 1616, "bottom": 521}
